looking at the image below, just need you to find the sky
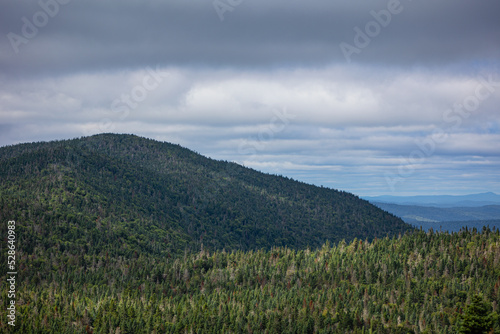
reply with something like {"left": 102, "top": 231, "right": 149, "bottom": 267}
{"left": 1, "top": 0, "right": 499, "bottom": 196}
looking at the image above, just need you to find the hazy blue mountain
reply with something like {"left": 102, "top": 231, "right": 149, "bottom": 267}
{"left": 410, "top": 219, "right": 500, "bottom": 232}
{"left": 363, "top": 192, "right": 500, "bottom": 208}
{"left": 370, "top": 201, "right": 500, "bottom": 232}
{"left": 371, "top": 202, "right": 500, "bottom": 222}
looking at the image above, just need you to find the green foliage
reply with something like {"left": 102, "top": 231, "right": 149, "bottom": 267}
{"left": 1, "top": 228, "right": 499, "bottom": 333}
{"left": 2, "top": 134, "right": 498, "bottom": 333}
{"left": 458, "top": 294, "right": 498, "bottom": 334}
{"left": 0, "top": 134, "right": 411, "bottom": 257}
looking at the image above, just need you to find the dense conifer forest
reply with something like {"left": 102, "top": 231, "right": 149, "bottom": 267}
{"left": 1, "top": 228, "right": 499, "bottom": 333}
{"left": 0, "top": 134, "right": 410, "bottom": 255}
{"left": 1, "top": 134, "right": 498, "bottom": 333}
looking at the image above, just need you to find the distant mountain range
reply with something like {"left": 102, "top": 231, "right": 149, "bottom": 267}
{"left": 0, "top": 134, "right": 411, "bottom": 257}
{"left": 363, "top": 192, "right": 500, "bottom": 208}
{"left": 363, "top": 193, "right": 500, "bottom": 232}
{"left": 371, "top": 201, "right": 500, "bottom": 221}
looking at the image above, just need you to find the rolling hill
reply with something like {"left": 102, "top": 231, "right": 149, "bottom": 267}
{"left": 364, "top": 192, "right": 500, "bottom": 208}
{"left": 368, "top": 201, "right": 500, "bottom": 232}
{"left": 2, "top": 134, "right": 499, "bottom": 333}
{"left": 0, "top": 133, "right": 411, "bottom": 258}
{"left": 364, "top": 193, "right": 500, "bottom": 232}
{"left": 371, "top": 202, "right": 500, "bottom": 223}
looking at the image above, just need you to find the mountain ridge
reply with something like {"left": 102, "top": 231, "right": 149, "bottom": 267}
{"left": 363, "top": 192, "right": 500, "bottom": 208}
{"left": 0, "top": 133, "right": 412, "bottom": 257}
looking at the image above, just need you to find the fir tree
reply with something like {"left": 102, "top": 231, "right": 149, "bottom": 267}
{"left": 458, "top": 294, "right": 496, "bottom": 334}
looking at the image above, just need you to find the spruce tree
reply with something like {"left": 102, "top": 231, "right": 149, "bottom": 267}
{"left": 458, "top": 294, "right": 495, "bottom": 334}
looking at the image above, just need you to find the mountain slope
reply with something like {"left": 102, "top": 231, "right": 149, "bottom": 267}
{"left": 0, "top": 134, "right": 411, "bottom": 257}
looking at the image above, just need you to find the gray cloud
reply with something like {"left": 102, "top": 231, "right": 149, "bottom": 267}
{"left": 0, "top": 0, "right": 499, "bottom": 196}
{"left": 1, "top": 0, "right": 499, "bottom": 77}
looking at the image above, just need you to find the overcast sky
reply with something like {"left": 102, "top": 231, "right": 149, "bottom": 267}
{"left": 1, "top": 0, "right": 499, "bottom": 196}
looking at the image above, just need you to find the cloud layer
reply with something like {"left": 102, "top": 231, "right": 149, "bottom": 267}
{"left": 1, "top": 0, "right": 499, "bottom": 195}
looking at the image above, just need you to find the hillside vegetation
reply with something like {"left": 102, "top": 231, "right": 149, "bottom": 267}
{"left": 10, "top": 134, "right": 492, "bottom": 333}
{"left": 0, "top": 134, "right": 410, "bottom": 256}
{"left": 0, "top": 229, "right": 499, "bottom": 333}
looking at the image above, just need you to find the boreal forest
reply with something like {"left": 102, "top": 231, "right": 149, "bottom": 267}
{"left": 0, "top": 134, "right": 498, "bottom": 333}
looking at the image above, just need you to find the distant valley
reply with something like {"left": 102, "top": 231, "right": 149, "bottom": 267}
{"left": 364, "top": 192, "right": 500, "bottom": 207}
{"left": 364, "top": 193, "right": 500, "bottom": 232}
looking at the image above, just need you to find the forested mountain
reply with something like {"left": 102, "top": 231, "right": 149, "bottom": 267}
{"left": 1, "top": 228, "right": 499, "bottom": 333}
{"left": 1, "top": 134, "right": 498, "bottom": 333}
{"left": 0, "top": 133, "right": 411, "bottom": 257}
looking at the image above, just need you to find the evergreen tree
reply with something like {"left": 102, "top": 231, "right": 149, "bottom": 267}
{"left": 458, "top": 294, "right": 496, "bottom": 334}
